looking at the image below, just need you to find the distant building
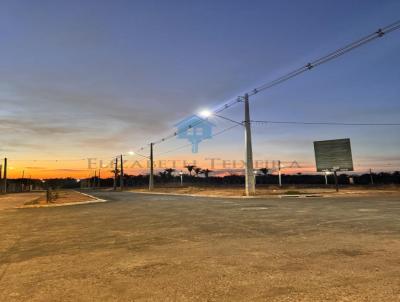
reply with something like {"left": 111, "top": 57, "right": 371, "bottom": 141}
{"left": 174, "top": 115, "right": 215, "bottom": 153}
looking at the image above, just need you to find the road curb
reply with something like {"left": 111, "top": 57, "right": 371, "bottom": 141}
{"left": 129, "top": 190, "right": 328, "bottom": 199}
{"left": 127, "top": 190, "right": 257, "bottom": 199}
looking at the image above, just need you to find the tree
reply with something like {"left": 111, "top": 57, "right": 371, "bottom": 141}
{"left": 159, "top": 171, "right": 168, "bottom": 181}
{"left": 164, "top": 168, "right": 176, "bottom": 178}
{"left": 194, "top": 167, "right": 202, "bottom": 177}
{"left": 185, "top": 165, "right": 196, "bottom": 176}
{"left": 201, "top": 169, "right": 213, "bottom": 178}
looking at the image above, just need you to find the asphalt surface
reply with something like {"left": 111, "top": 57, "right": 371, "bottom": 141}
{"left": 0, "top": 191, "right": 399, "bottom": 301}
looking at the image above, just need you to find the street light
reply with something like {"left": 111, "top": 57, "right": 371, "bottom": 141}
{"left": 128, "top": 148, "right": 154, "bottom": 191}
{"left": 128, "top": 151, "right": 149, "bottom": 160}
{"left": 198, "top": 96, "right": 255, "bottom": 196}
{"left": 253, "top": 170, "right": 260, "bottom": 185}
{"left": 198, "top": 109, "right": 243, "bottom": 126}
{"left": 277, "top": 161, "right": 285, "bottom": 187}
{"left": 324, "top": 171, "right": 333, "bottom": 185}
{"left": 179, "top": 170, "right": 184, "bottom": 186}
{"left": 199, "top": 109, "right": 212, "bottom": 118}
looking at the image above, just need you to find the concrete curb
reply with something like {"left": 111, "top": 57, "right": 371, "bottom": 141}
{"left": 77, "top": 191, "right": 107, "bottom": 202}
{"left": 129, "top": 190, "right": 328, "bottom": 199}
{"left": 128, "top": 190, "right": 255, "bottom": 199}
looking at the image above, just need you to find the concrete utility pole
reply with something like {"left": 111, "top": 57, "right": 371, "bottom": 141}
{"left": 3, "top": 158, "right": 7, "bottom": 193}
{"left": 369, "top": 168, "right": 374, "bottom": 185}
{"left": 278, "top": 160, "right": 282, "bottom": 187}
{"left": 149, "top": 143, "right": 154, "bottom": 191}
{"left": 113, "top": 157, "right": 118, "bottom": 191}
{"left": 120, "top": 154, "right": 124, "bottom": 191}
{"left": 244, "top": 93, "right": 255, "bottom": 196}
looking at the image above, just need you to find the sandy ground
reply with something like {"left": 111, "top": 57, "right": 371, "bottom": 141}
{"left": 0, "top": 191, "right": 399, "bottom": 301}
{"left": 129, "top": 184, "right": 400, "bottom": 197}
{"left": 0, "top": 190, "right": 95, "bottom": 209}
{"left": 40, "top": 190, "right": 96, "bottom": 205}
{"left": 0, "top": 193, "right": 43, "bottom": 210}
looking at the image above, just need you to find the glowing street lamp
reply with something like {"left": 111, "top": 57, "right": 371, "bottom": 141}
{"left": 128, "top": 150, "right": 149, "bottom": 160}
{"left": 128, "top": 149, "right": 153, "bottom": 191}
{"left": 199, "top": 110, "right": 212, "bottom": 118}
{"left": 179, "top": 170, "right": 184, "bottom": 186}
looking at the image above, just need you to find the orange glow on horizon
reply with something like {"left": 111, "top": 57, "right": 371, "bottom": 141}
{"left": 3, "top": 156, "right": 394, "bottom": 179}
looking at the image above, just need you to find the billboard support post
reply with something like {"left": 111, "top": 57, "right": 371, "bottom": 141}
{"left": 334, "top": 171, "right": 339, "bottom": 192}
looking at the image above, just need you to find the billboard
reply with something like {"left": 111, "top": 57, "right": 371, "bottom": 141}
{"left": 314, "top": 138, "right": 354, "bottom": 172}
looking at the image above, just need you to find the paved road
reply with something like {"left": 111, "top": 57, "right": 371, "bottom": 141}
{"left": 0, "top": 191, "right": 399, "bottom": 301}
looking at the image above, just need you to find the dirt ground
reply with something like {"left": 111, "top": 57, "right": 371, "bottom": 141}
{"left": 129, "top": 184, "right": 400, "bottom": 197}
{"left": 0, "top": 190, "right": 95, "bottom": 209}
{"left": 0, "top": 191, "right": 399, "bottom": 301}
{"left": 0, "top": 192, "right": 43, "bottom": 210}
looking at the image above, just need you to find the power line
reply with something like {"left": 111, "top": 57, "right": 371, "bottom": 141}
{"left": 251, "top": 120, "right": 400, "bottom": 126}
{"left": 133, "top": 20, "right": 400, "bottom": 151}
{"left": 247, "top": 20, "right": 400, "bottom": 96}
{"left": 8, "top": 159, "right": 87, "bottom": 162}
{"left": 156, "top": 124, "right": 241, "bottom": 157}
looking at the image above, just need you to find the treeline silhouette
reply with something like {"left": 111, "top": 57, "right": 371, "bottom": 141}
{"left": 6, "top": 170, "right": 398, "bottom": 191}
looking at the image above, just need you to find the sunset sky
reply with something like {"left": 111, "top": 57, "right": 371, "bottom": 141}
{"left": 1, "top": 0, "right": 399, "bottom": 178}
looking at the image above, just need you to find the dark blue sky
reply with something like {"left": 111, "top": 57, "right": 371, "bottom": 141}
{"left": 1, "top": 0, "right": 399, "bottom": 175}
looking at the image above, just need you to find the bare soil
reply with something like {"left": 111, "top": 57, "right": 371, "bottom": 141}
{"left": 129, "top": 184, "right": 400, "bottom": 197}
{"left": 1, "top": 191, "right": 399, "bottom": 301}
{"left": 0, "top": 190, "right": 95, "bottom": 209}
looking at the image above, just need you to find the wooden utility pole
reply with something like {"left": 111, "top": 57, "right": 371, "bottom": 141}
{"left": 120, "top": 154, "right": 124, "bottom": 191}
{"left": 3, "top": 158, "right": 7, "bottom": 193}
{"left": 88, "top": 173, "right": 91, "bottom": 189}
{"left": 113, "top": 157, "right": 118, "bottom": 191}
{"left": 149, "top": 143, "right": 154, "bottom": 191}
{"left": 244, "top": 94, "right": 255, "bottom": 196}
{"left": 98, "top": 169, "right": 101, "bottom": 188}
